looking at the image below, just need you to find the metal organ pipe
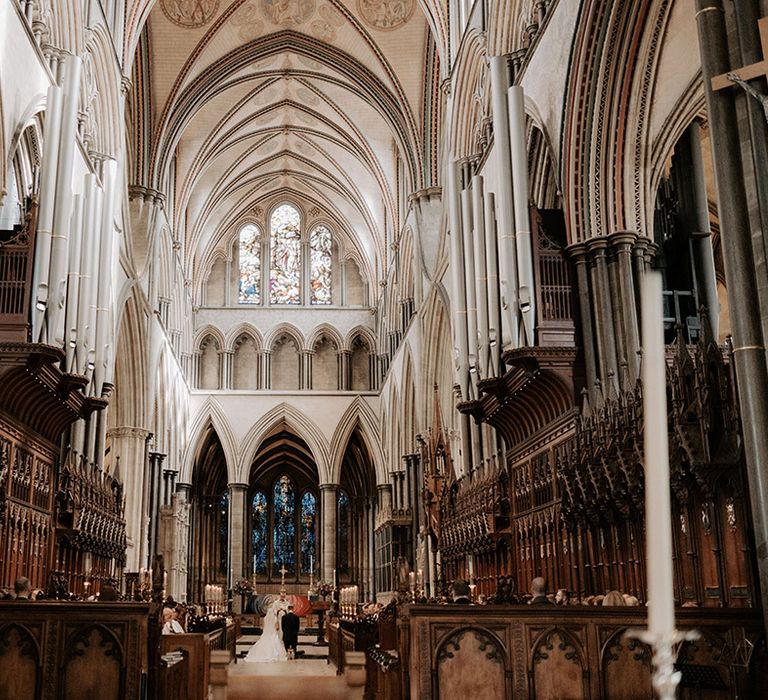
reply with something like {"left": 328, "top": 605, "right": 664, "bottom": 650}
{"left": 93, "top": 159, "right": 118, "bottom": 396}
{"left": 460, "top": 170, "right": 478, "bottom": 383}
{"left": 76, "top": 173, "right": 101, "bottom": 377}
{"left": 472, "top": 174, "right": 490, "bottom": 378}
{"left": 447, "top": 159, "right": 470, "bottom": 397}
{"left": 46, "top": 54, "right": 82, "bottom": 348}
{"left": 32, "top": 84, "right": 63, "bottom": 340}
{"left": 64, "top": 193, "right": 84, "bottom": 372}
{"left": 484, "top": 191, "right": 502, "bottom": 377}
{"left": 489, "top": 55, "right": 520, "bottom": 348}
{"left": 507, "top": 85, "right": 536, "bottom": 346}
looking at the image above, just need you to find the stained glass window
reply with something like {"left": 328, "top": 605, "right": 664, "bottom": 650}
{"left": 273, "top": 475, "right": 296, "bottom": 576}
{"left": 269, "top": 204, "right": 301, "bottom": 304}
{"left": 251, "top": 490, "right": 268, "bottom": 575}
{"left": 337, "top": 491, "right": 349, "bottom": 573}
{"left": 219, "top": 492, "right": 229, "bottom": 575}
{"left": 300, "top": 491, "right": 317, "bottom": 575}
{"left": 238, "top": 223, "right": 261, "bottom": 303}
{"left": 310, "top": 225, "right": 332, "bottom": 305}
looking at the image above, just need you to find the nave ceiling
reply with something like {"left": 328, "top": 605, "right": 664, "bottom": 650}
{"left": 131, "top": 0, "right": 438, "bottom": 291}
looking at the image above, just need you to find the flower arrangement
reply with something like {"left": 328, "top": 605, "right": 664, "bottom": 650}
{"left": 316, "top": 580, "right": 334, "bottom": 598}
{"left": 233, "top": 578, "right": 253, "bottom": 596}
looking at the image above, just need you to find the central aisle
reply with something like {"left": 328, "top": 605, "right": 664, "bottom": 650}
{"left": 229, "top": 626, "right": 348, "bottom": 699}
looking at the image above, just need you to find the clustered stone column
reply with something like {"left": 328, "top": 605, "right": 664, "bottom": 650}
{"left": 568, "top": 233, "right": 656, "bottom": 393}
{"left": 321, "top": 484, "right": 338, "bottom": 583}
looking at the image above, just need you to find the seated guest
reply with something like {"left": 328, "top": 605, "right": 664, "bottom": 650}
{"left": 602, "top": 590, "right": 626, "bottom": 606}
{"left": 623, "top": 594, "right": 640, "bottom": 607}
{"left": 99, "top": 583, "right": 118, "bottom": 601}
{"left": 451, "top": 580, "right": 472, "bottom": 604}
{"left": 14, "top": 577, "right": 31, "bottom": 600}
{"left": 555, "top": 588, "right": 570, "bottom": 606}
{"left": 529, "top": 577, "right": 552, "bottom": 605}
{"left": 162, "top": 607, "right": 185, "bottom": 634}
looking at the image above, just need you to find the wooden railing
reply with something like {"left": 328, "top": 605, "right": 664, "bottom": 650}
{"left": 0, "top": 197, "right": 37, "bottom": 342}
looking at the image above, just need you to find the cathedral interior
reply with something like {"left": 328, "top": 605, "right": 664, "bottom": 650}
{"left": 2, "top": 0, "right": 768, "bottom": 698}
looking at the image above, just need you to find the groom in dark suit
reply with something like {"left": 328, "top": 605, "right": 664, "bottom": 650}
{"left": 281, "top": 604, "right": 300, "bottom": 659}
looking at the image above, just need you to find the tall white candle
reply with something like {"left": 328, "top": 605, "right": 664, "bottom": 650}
{"left": 641, "top": 272, "right": 676, "bottom": 636}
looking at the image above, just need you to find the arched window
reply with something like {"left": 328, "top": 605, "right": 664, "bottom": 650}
{"left": 269, "top": 204, "right": 301, "bottom": 304}
{"left": 238, "top": 223, "right": 262, "bottom": 303}
{"left": 310, "top": 224, "right": 332, "bottom": 305}
{"left": 300, "top": 491, "right": 317, "bottom": 575}
{"left": 273, "top": 475, "right": 296, "bottom": 576}
{"left": 337, "top": 490, "right": 349, "bottom": 574}
{"left": 251, "top": 491, "right": 268, "bottom": 575}
{"left": 218, "top": 493, "right": 229, "bottom": 575}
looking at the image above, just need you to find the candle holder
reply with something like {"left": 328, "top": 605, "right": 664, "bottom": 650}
{"left": 626, "top": 628, "right": 700, "bottom": 700}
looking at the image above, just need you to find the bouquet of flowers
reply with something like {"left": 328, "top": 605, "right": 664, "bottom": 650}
{"left": 316, "top": 581, "right": 334, "bottom": 598}
{"left": 234, "top": 578, "right": 253, "bottom": 596}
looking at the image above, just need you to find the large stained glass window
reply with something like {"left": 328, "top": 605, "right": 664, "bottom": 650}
{"left": 238, "top": 223, "right": 262, "bottom": 303}
{"left": 300, "top": 491, "right": 317, "bottom": 575}
{"left": 218, "top": 492, "right": 229, "bottom": 575}
{"left": 251, "top": 491, "right": 268, "bottom": 575}
{"left": 309, "top": 225, "right": 332, "bottom": 305}
{"left": 269, "top": 204, "right": 301, "bottom": 304}
{"left": 273, "top": 475, "right": 296, "bottom": 576}
{"left": 337, "top": 490, "right": 349, "bottom": 573}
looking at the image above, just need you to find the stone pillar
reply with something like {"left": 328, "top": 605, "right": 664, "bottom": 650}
{"left": 219, "top": 351, "right": 233, "bottom": 390}
{"left": 228, "top": 483, "right": 248, "bottom": 597}
{"left": 609, "top": 232, "right": 641, "bottom": 381}
{"left": 261, "top": 351, "right": 271, "bottom": 389}
{"left": 587, "top": 238, "right": 619, "bottom": 385}
{"left": 175, "top": 483, "right": 192, "bottom": 600}
{"left": 687, "top": 123, "right": 720, "bottom": 338}
{"left": 108, "top": 426, "right": 152, "bottom": 571}
{"left": 302, "top": 350, "right": 313, "bottom": 390}
{"left": 472, "top": 175, "right": 490, "bottom": 377}
{"left": 569, "top": 243, "right": 598, "bottom": 394}
{"left": 377, "top": 483, "right": 392, "bottom": 515}
{"left": 460, "top": 166, "right": 478, "bottom": 381}
{"left": 321, "top": 484, "right": 338, "bottom": 583}
{"left": 696, "top": 0, "right": 768, "bottom": 634}
{"left": 339, "top": 350, "right": 351, "bottom": 390}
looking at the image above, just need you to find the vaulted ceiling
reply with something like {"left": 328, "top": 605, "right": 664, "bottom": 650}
{"left": 130, "top": 0, "right": 438, "bottom": 287}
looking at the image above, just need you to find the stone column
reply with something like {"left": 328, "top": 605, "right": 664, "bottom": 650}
{"left": 568, "top": 243, "right": 598, "bottom": 393}
{"left": 609, "top": 232, "right": 640, "bottom": 381}
{"left": 696, "top": 0, "right": 768, "bottom": 633}
{"left": 587, "top": 238, "right": 619, "bottom": 385}
{"left": 377, "top": 483, "right": 392, "bottom": 515}
{"left": 321, "top": 484, "right": 338, "bottom": 583}
{"left": 175, "top": 483, "right": 192, "bottom": 600}
{"left": 472, "top": 175, "right": 490, "bottom": 377}
{"left": 228, "top": 483, "right": 248, "bottom": 599}
{"left": 460, "top": 166, "right": 478, "bottom": 382}
{"left": 108, "top": 426, "right": 152, "bottom": 571}
{"left": 302, "top": 350, "right": 313, "bottom": 390}
{"left": 261, "top": 351, "right": 271, "bottom": 390}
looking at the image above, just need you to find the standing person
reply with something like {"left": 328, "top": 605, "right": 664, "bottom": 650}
{"left": 281, "top": 603, "right": 300, "bottom": 659}
{"left": 244, "top": 601, "right": 288, "bottom": 663}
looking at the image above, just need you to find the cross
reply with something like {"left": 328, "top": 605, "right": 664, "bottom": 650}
{"left": 711, "top": 17, "right": 768, "bottom": 91}
{"left": 279, "top": 564, "right": 288, "bottom": 588}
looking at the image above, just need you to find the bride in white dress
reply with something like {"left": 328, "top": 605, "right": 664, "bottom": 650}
{"left": 244, "top": 602, "right": 287, "bottom": 663}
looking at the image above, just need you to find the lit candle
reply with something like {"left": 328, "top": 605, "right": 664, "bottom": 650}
{"left": 641, "top": 272, "right": 676, "bottom": 637}
{"left": 408, "top": 571, "right": 415, "bottom": 592}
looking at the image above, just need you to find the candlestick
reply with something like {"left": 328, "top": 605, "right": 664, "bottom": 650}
{"left": 629, "top": 272, "right": 698, "bottom": 700}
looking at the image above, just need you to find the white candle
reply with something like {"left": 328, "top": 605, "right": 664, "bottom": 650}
{"left": 641, "top": 272, "right": 676, "bottom": 637}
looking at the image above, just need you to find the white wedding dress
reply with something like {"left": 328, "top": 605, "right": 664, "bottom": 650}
{"left": 244, "top": 605, "right": 288, "bottom": 663}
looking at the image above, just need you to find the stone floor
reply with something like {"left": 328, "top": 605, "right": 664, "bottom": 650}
{"left": 229, "top": 628, "right": 349, "bottom": 699}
